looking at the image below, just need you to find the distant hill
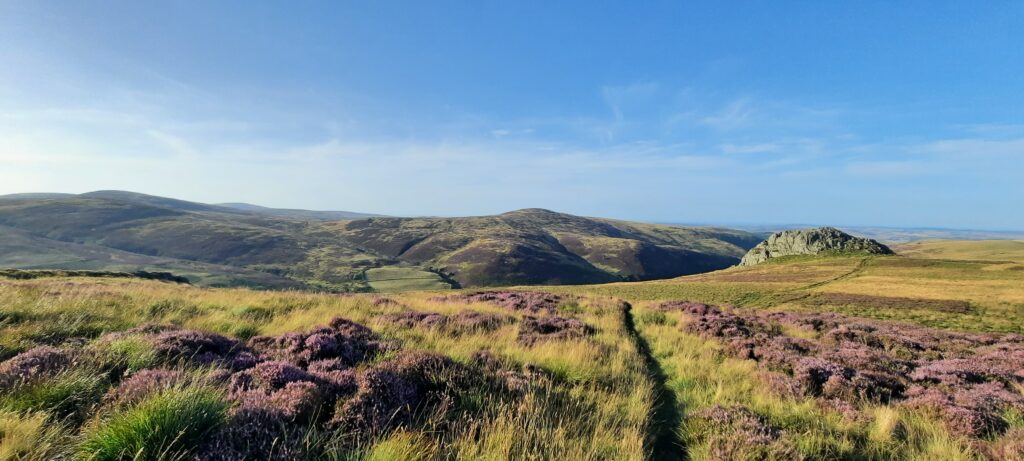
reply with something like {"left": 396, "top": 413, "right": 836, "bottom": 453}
{"left": 334, "top": 208, "right": 762, "bottom": 286}
{"left": 0, "top": 191, "right": 762, "bottom": 290}
{"left": 217, "top": 202, "right": 382, "bottom": 220}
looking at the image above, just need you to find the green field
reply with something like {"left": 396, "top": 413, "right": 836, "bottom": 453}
{"left": 364, "top": 266, "right": 453, "bottom": 292}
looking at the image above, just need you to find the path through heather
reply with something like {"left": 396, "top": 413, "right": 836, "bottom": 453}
{"left": 621, "top": 301, "right": 686, "bottom": 461}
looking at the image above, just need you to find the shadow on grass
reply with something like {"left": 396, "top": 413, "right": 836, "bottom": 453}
{"left": 621, "top": 301, "right": 686, "bottom": 461}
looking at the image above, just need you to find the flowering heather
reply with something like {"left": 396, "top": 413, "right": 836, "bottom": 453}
{"left": 435, "top": 291, "right": 567, "bottom": 313}
{"left": 690, "top": 404, "right": 799, "bottom": 460}
{"left": 903, "top": 382, "right": 1024, "bottom": 436}
{"left": 151, "top": 328, "right": 255, "bottom": 370}
{"left": 679, "top": 301, "right": 1024, "bottom": 437}
{"left": 105, "top": 369, "right": 185, "bottom": 406}
{"left": 229, "top": 361, "right": 317, "bottom": 392}
{"left": 330, "top": 351, "right": 469, "bottom": 436}
{"left": 981, "top": 427, "right": 1024, "bottom": 460}
{"left": 197, "top": 406, "right": 309, "bottom": 461}
{"left": 517, "top": 316, "right": 595, "bottom": 345}
{"left": 0, "top": 346, "right": 72, "bottom": 386}
{"left": 247, "top": 317, "right": 384, "bottom": 368}
{"left": 233, "top": 381, "right": 326, "bottom": 423}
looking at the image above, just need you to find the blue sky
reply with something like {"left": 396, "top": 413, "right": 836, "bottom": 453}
{"left": 1, "top": 1, "right": 1022, "bottom": 229}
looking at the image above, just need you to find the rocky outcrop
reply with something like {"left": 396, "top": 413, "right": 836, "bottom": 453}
{"left": 739, "top": 227, "right": 893, "bottom": 266}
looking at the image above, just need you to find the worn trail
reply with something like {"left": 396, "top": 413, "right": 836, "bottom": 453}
{"left": 620, "top": 301, "right": 686, "bottom": 461}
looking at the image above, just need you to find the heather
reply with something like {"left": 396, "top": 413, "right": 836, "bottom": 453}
{"left": 433, "top": 290, "right": 569, "bottom": 314}
{"left": 678, "top": 302, "right": 1024, "bottom": 436}
{"left": 0, "top": 279, "right": 651, "bottom": 460}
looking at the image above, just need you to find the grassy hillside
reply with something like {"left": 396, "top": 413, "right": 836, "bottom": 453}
{"left": 895, "top": 239, "right": 1024, "bottom": 264}
{"left": 0, "top": 243, "right": 1021, "bottom": 459}
{"left": 0, "top": 193, "right": 761, "bottom": 291}
{"left": 333, "top": 208, "right": 760, "bottom": 287}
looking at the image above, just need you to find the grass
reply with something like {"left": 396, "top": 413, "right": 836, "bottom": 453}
{"left": 0, "top": 370, "right": 108, "bottom": 421}
{"left": 0, "top": 240, "right": 1022, "bottom": 459}
{"left": 79, "top": 385, "right": 228, "bottom": 461}
{"left": 0, "top": 410, "right": 61, "bottom": 461}
{"left": 364, "top": 267, "right": 452, "bottom": 292}
{"left": 894, "top": 239, "right": 1024, "bottom": 264}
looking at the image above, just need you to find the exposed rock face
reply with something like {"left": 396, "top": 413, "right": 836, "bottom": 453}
{"left": 739, "top": 227, "right": 893, "bottom": 266}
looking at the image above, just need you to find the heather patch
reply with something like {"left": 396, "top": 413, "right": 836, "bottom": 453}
{"left": 434, "top": 291, "right": 568, "bottom": 314}
{"left": 0, "top": 345, "right": 74, "bottom": 387}
{"left": 330, "top": 351, "right": 473, "bottom": 438}
{"left": 688, "top": 404, "right": 799, "bottom": 460}
{"left": 679, "top": 302, "right": 1024, "bottom": 440}
{"left": 104, "top": 369, "right": 187, "bottom": 407}
{"left": 517, "top": 316, "right": 595, "bottom": 345}
{"left": 247, "top": 317, "right": 386, "bottom": 369}
{"left": 803, "top": 292, "right": 975, "bottom": 314}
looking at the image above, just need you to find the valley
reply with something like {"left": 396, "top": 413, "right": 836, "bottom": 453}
{"left": 0, "top": 192, "right": 762, "bottom": 292}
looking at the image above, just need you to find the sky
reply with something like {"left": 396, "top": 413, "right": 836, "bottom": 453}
{"left": 1, "top": 1, "right": 1023, "bottom": 229}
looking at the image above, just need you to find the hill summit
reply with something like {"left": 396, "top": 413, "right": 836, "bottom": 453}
{"left": 739, "top": 227, "right": 894, "bottom": 266}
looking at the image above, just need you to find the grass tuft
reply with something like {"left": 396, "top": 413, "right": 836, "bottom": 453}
{"left": 78, "top": 385, "right": 228, "bottom": 461}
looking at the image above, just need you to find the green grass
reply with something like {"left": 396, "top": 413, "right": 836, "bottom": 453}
{"left": 0, "top": 371, "right": 108, "bottom": 421}
{"left": 365, "top": 267, "right": 452, "bottom": 292}
{"left": 79, "top": 385, "right": 228, "bottom": 461}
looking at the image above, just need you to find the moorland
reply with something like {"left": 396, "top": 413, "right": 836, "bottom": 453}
{"left": 0, "top": 191, "right": 761, "bottom": 292}
{"left": 0, "top": 238, "right": 1022, "bottom": 460}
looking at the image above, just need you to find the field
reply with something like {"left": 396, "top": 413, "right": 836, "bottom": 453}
{"left": 1, "top": 241, "right": 1022, "bottom": 460}
{"left": 364, "top": 267, "right": 453, "bottom": 292}
{"left": 894, "top": 240, "right": 1024, "bottom": 264}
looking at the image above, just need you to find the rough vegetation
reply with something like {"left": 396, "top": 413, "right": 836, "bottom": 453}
{"left": 740, "top": 227, "right": 894, "bottom": 266}
{"left": 0, "top": 191, "right": 762, "bottom": 291}
{"left": 1, "top": 239, "right": 1023, "bottom": 459}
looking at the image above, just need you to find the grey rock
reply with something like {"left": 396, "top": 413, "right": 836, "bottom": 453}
{"left": 739, "top": 227, "right": 893, "bottom": 266}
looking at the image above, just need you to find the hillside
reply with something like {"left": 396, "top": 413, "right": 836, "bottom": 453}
{"left": 0, "top": 192, "right": 762, "bottom": 291}
{"left": 0, "top": 241, "right": 1020, "bottom": 460}
{"left": 894, "top": 239, "right": 1024, "bottom": 264}
{"left": 333, "top": 208, "right": 762, "bottom": 287}
{"left": 217, "top": 202, "right": 382, "bottom": 220}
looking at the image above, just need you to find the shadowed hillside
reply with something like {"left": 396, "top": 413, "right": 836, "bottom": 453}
{"left": 0, "top": 192, "right": 762, "bottom": 291}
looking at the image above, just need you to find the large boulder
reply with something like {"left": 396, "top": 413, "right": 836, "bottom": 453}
{"left": 739, "top": 227, "right": 893, "bottom": 266}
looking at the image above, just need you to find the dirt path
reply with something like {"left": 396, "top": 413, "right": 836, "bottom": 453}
{"left": 620, "top": 301, "right": 686, "bottom": 460}
{"left": 799, "top": 257, "right": 871, "bottom": 291}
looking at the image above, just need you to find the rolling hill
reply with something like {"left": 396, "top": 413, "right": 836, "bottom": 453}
{"left": 0, "top": 191, "right": 763, "bottom": 290}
